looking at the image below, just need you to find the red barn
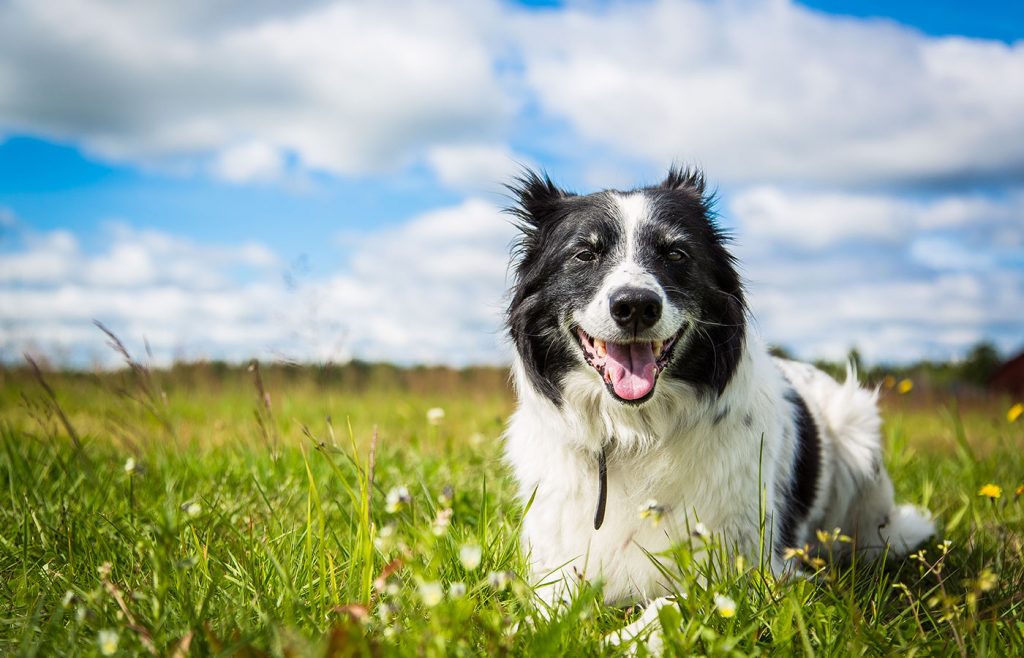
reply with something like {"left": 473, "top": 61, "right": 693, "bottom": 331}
{"left": 990, "top": 350, "right": 1024, "bottom": 398}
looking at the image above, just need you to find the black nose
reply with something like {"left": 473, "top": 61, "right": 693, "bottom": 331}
{"left": 609, "top": 287, "right": 662, "bottom": 331}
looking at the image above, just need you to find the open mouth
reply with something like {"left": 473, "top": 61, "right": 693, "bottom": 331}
{"left": 575, "top": 326, "right": 684, "bottom": 404}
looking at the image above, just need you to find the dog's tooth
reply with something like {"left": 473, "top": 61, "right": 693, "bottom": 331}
{"left": 595, "top": 339, "right": 607, "bottom": 357}
{"left": 653, "top": 340, "right": 663, "bottom": 355}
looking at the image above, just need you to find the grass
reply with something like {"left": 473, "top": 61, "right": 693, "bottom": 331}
{"left": 1, "top": 358, "right": 1023, "bottom": 657}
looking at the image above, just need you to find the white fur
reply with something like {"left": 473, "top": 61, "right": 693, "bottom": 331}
{"left": 505, "top": 332, "right": 935, "bottom": 608}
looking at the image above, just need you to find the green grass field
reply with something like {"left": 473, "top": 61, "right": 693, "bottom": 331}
{"left": 2, "top": 360, "right": 1023, "bottom": 657}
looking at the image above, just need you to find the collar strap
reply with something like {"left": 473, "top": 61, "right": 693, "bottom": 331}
{"left": 594, "top": 446, "right": 608, "bottom": 530}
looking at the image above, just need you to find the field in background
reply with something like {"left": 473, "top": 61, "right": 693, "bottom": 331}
{"left": 1, "top": 360, "right": 1023, "bottom": 656}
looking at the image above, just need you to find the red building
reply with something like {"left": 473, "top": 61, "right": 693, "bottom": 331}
{"left": 990, "top": 351, "right": 1024, "bottom": 398}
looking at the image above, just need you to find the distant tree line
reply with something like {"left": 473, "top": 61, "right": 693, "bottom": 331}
{"left": 769, "top": 341, "right": 1008, "bottom": 391}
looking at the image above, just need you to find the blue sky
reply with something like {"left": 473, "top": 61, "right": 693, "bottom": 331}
{"left": 1, "top": 0, "right": 1022, "bottom": 368}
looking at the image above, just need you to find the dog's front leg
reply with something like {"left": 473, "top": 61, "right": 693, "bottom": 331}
{"left": 605, "top": 596, "right": 676, "bottom": 655}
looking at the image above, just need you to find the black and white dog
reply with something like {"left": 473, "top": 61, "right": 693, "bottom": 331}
{"left": 503, "top": 167, "right": 934, "bottom": 629}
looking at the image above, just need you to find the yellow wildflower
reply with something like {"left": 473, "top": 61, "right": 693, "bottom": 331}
{"left": 1015, "top": 484, "right": 1024, "bottom": 498}
{"left": 1008, "top": 403, "right": 1024, "bottom": 423}
{"left": 882, "top": 375, "right": 896, "bottom": 389}
{"left": 978, "top": 483, "right": 1002, "bottom": 500}
{"left": 897, "top": 379, "right": 913, "bottom": 394}
{"left": 638, "top": 499, "right": 664, "bottom": 526}
{"left": 782, "top": 546, "right": 806, "bottom": 560}
{"left": 976, "top": 568, "right": 997, "bottom": 592}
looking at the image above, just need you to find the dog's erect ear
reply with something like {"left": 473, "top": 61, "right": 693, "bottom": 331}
{"left": 660, "top": 166, "right": 706, "bottom": 197}
{"left": 507, "top": 168, "right": 570, "bottom": 230}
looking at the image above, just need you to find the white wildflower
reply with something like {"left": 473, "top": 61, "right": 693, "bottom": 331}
{"left": 418, "top": 581, "right": 444, "bottom": 607}
{"left": 181, "top": 501, "right": 202, "bottom": 517}
{"left": 449, "top": 581, "right": 467, "bottom": 598}
{"left": 460, "top": 544, "right": 483, "bottom": 571}
{"left": 714, "top": 593, "right": 737, "bottom": 618}
{"left": 431, "top": 508, "right": 453, "bottom": 536}
{"left": 385, "top": 486, "right": 411, "bottom": 514}
{"left": 426, "top": 407, "right": 446, "bottom": 425}
{"left": 487, "top": 570, "right": 513, "bottom": 591}
{"left": 97, "top": 629, "right": 119, "bottom": 655}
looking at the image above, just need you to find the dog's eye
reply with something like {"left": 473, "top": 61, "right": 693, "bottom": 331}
{"left": 666, "top": 248, "right": 687, "bottom": 262}
{"left": 575, "top": 249, "right": 597, "bottom": 262}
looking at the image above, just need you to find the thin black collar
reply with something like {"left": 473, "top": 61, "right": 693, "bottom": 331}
{"left": 594, "top": 446, "right": 608, "bottom": 530}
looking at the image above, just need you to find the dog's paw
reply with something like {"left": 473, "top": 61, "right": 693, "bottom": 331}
{"left": 604, "top": 596, "right": 676, "bottom": 655}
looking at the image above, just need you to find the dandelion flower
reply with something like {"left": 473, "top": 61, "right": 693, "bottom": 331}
{"left": 1008, "top": 403, "right": 1024, "bottom": 423}
{"left": 385, "top": 486, "right": 411, "bottom": 514}
{"left": 97, "top": 629, "right": 119, "bottom": 655}
{"left": 1016, "top": 484, "right": 1024, "bottom": 498}
{"left": 459, "top": 544, "right": 483, "bottom": 571}
{"left": 713, "top": 593, "right": 737, "bottom": 618}
{"left": 882, "top": 375, "right": 896, "bottom": 389}
{"left": 418, "top": 581, "right": 443, "bottom": 607}
{"left": 426, "top": 407, "right": 445, "bottom": 425}
{"left": 897, "top": 379, "right": 913, "bottom": 394}
{"left": 978, "top": 483, "right": 1002, "bottom": 500}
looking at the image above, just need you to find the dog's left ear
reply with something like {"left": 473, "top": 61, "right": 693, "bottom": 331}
{"left": 660, "top": 166, "right": 706, "bottom": 197}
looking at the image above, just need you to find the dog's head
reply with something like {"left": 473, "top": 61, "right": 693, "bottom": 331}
{"left": 507, "top": 167, "right": 746, "bottom": 407}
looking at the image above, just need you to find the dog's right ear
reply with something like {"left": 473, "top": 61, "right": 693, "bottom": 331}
{"left": 506, "top": 168, "right": 570, "bottom": 233}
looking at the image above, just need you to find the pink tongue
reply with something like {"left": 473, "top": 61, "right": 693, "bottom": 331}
{"left": 604, "top": 341, "right": 657, "bottom": 400}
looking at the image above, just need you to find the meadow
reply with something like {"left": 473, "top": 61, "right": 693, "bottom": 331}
{"left": 1, "top": 354, "right": 1023, "bottom": 657}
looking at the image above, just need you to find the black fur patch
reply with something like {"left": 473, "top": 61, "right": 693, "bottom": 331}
{"left": 777, "top": 389, "right": 822, "bottom": 552}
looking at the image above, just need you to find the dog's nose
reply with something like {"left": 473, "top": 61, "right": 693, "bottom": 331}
{"left": 609, "top": 287, "right": 662, "bottom": 331}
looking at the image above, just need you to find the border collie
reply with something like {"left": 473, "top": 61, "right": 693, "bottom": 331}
{"left": 503, "top": 167, "right": 934, "bottom": 637}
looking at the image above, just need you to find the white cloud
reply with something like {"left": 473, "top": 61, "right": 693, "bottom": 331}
{"left": 0, "top": 0, "right": 512, "bottom": 177}
{"left": 729, "top": 186, "right": 1024, "bottom": 362}
{"left": 426, "top": 144, "right": 533, "bottom": 193}
{"left": 212, "top": 141, "right": 287, "bottom": 183}
{"left": 3, "top": 1, "right": 1023, "bottom": 186}
{"left": 323, "top": 198, "right": 516, "bottom": 363}
{"left": 730, "top": 187, "right": 1024, "bottom": 250}
{"left": 1, "top": 200, "right": 517, "bottom": 367}
{"left": 517, "top": 0, "right": 1024, "bottom": 185}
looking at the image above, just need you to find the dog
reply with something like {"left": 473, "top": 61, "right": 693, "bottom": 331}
{"left": 502, "top": 167, "right": 935, "bottom": 635}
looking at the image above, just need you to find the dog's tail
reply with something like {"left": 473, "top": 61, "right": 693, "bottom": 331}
{"left": 820, "top": 361, "right": 883, "bottom": 487}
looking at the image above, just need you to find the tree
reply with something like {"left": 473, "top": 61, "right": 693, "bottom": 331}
{"left": 959, "top": 341, "right": 1002, "bottom": 387}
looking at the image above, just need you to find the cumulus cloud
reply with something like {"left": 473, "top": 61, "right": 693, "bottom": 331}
{"left": 3, "top": 0, "right": 1023, "bottom": 187}
{"left": 518, "top": 0, "right": 1024, "bottom": 186}
{"left": 0, "top": 200, "right": 517, "bottom": 367}
{"left": 730, "top": 187, "right": 1024, "bottom": 250}
{"left": 425, "top": 144, "right": 533, "bottom": 193}
{"left": 727, "top": 187, "right": 1024, "bottom": 362}
{"left": 0, "top": 0, "right": 512, "bottom": 177}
